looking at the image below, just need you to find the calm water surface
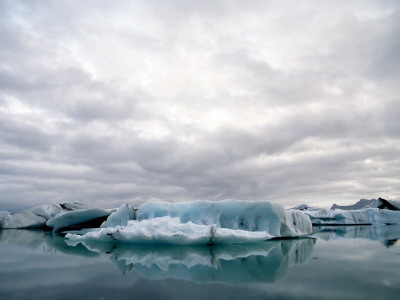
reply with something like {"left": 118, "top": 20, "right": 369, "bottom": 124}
{"left": 1, "top": 226, "right": 400, "bottom": 300}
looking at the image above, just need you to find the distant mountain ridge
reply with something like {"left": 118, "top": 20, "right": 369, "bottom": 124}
{"left": 331, "top": 198, "right": 400, "bottom": 211}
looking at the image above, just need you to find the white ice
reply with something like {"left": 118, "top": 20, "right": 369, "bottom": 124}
{"left": 67, "top": 216, "right": 273, "bottom": 245}
{"left": 100, "top": 204, "right": 135, "bottom": 228}
{"left": 137, "top": 200, "right": 312, "bottom": 237}
{"left": 303, "top": 208, "right": 400, "bottom": 225}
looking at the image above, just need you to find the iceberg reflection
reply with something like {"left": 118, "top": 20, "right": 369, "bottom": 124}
{"left": 312, "top": 224, "right": 400, "bottom": 247}
{"left": 0, "top": 229, "right": 99, "bottom": 257}
{"left": 68, "top": 238, "right": 315, "bottom": 284}
{"left": 0, "top": 229, "right": 314, "bottom": 285}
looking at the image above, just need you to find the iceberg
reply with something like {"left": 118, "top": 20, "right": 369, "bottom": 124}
{"left": 303, "top": 208, "right": 400, "bottom": 225}
{"left": 0, "top": 202, "right": 115, "bottom": 232}
{"left": 0, "top": 210, "right": 47, "bottom": 229}
{"left": 290, "top": 198, "right": 400, "bottom": 226}
{"left": 66, "top": 200, "right": 313, "bottom": 244}
{"left": 0, "top": 203, "right": 91, "bottom": 229}
{"left": 46, "top": 208, "right": 114, "bottom": 232}
{"left": 0, "top": 203, "right": 67, "bottom": 229}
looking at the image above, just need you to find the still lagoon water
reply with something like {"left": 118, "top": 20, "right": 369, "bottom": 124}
{"left": 1, "top": 226, "right": 400, "bottom": 300}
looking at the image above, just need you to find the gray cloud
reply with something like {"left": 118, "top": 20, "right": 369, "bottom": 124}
{"left": 0, "top": 0, "right": 399, "bottom": 211}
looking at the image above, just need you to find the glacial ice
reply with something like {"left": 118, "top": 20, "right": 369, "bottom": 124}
{"left": 303, "top": 208, "right": 400, "bottom": 225}
{"left": 0, "top": 203, "right": 88, "bottom": 229}
{"left": 0, "top": 203, "right": 67, "bottom": 229}
{"left": 66, "top": 200, "right": 313, "bottom": 244}
{"left": 1, "top": 200, "right": 312, "bottom": 242}
{"left": 100, "top": 204, "right": 135, "bottom": 228}
{"left": 67, "top": 216, "right": 274, "bottom": 245}
{"left": 29, "top": 203, "right": 66, "bottom": 220}
{"left": 47, "top": 208, "right": 114, "bottom": 232}
{"left": 136, "top": 200, "right": 312, "bottom": 237}
{"left": 0, "top": 210, "right": 47, "bottom": 229}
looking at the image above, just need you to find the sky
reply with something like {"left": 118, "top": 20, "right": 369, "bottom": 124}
{"left": 1, "top": 0, "right": 399, "bottom": 211}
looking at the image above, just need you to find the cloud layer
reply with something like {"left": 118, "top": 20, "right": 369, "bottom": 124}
{"left": 1, "top": 0, "right": 399, "bottom": 210}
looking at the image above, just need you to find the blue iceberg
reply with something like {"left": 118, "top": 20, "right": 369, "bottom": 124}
{"left": 66, "top": 200, "right": 313, "bottom": 244}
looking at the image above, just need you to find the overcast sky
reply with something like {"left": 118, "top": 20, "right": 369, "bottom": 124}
{"left": 1, "top": 0, "right": 399, "bottom": 211}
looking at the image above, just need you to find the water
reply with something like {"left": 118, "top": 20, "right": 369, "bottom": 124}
{"left": 1, "top": 227, "right": 400, "bottom": 300}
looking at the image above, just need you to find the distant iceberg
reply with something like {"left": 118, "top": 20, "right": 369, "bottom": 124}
{"left": 0, "top": 203, "right": 69, "bottom": 229}
{"left": 290, "top": 198, "right": 400, "bottom": 226}
{"left": 0, "top": 202, "right": 114, "bottom": 232}
{"left": 66, "top": 200, "right": 313, "bottom": 244}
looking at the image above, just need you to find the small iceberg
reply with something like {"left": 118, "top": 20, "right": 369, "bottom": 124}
{"left": 0, "top": 203, "right": 74, "bottom": 229}
{"left": 46, "top": 208, "right": 115, "bottom": 232}
{"left": 0, "top": 202, "right": 114, "bottom": 232}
